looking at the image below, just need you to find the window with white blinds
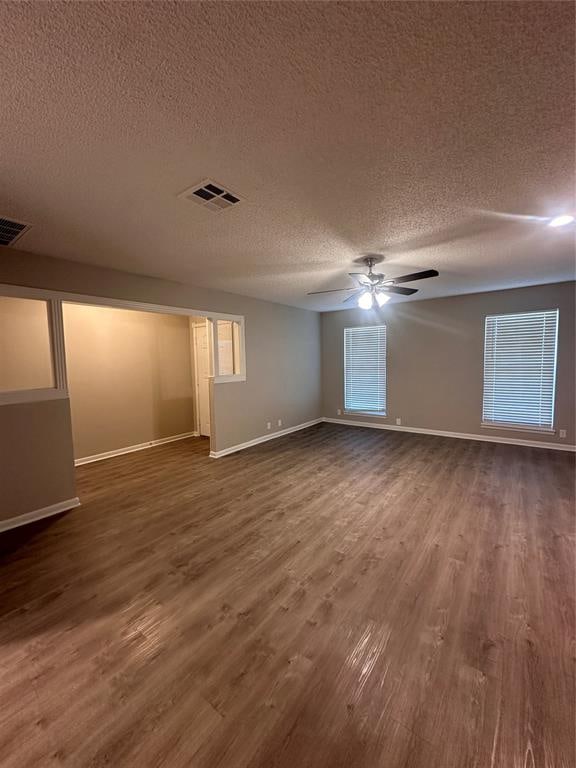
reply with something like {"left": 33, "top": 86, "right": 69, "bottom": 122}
{"left": 344, "top": 325, "right": 387, "bottom": 414}
{"left": 482, "top": 309, "right": 559, "bottom": 431}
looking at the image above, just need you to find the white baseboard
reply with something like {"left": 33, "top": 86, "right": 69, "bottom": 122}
{"left": 323, "top": 418, "right": 576, "bottom": 452}
{"left": 75, "top": 431, "right": 199, "bottom": 466}
{"left": 0, "top": 497, "right": 81, "bottom": 534}
{"left": 209, "top": 419, "right": 323, "bottom": 458}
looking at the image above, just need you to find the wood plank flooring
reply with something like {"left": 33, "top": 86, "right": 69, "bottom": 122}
{"left": 0, "top": 424, "right": 574, "bottom": 767}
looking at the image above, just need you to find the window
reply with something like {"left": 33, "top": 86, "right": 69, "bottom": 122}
{"left": 216, "top": 320, "right": 240, "bottom": 376}
{"left": 344, "top": 325, "right": 386, "bottom": 414}
{"left": 0, "top": 291, "right": 68, "bottom": 405}
{"left": 212, "top": 317, "right": 245, "bottom": 381}
{"left": 482, "top": 309, "right": 559, "bottom": 431}
{"left": 0, "top": 296, "right": 54, "bottom": 392}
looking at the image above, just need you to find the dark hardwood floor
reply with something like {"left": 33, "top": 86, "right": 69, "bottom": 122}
{"left": 0, "top": 424, "right": 574, "bottom": 767}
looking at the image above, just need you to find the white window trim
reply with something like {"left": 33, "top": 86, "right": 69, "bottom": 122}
{"left": 0, "top": 291, "right": 68, "bottom": 406}
{"left": 0, "top": 283, "right": 247, "bottom": 406}
{"left": 211, "top": 317, "right": 246, "bottom": 383}
{"left": 481, "top": 308, "right": 559, "bottom": 433}
{"left": 481, "top": 421, "right": 555, "bottom": 434}
{"left": 343, "top": 324, "right": 387, "bottom": 416}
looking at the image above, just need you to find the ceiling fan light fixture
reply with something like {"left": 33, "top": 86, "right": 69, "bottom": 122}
{"left": 358, "top": 291, "right": 374, "bottom": 310}
{"left": 307, "top": 257, "right": 438, "bottom": 305}
{"left": 548, "top": 214, "right": 575, "bottom": 228}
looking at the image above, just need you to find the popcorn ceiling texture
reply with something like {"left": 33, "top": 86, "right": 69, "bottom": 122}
{"left": 0, "top": 1, "right": 573, "bottom": 310}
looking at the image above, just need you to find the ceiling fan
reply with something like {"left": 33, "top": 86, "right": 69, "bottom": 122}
{"left": 308, "top": 256, "right": 439, "bottom": 309}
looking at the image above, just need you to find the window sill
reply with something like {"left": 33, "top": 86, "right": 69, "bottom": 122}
{"left": 213, "top": 374, "right": 246, "bottom": 384}
{"left": 0, "top": 388, "right": 69, "bottom": 406}
{"left": 481, "top": 422, "right": 555, "bottom": 435}
{"left": 344, "top": 410, "right": 387, "bottom": 418}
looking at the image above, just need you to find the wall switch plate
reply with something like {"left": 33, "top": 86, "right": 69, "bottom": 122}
{"left": 559, "top": 429, "right": 567, "bottom": 438}
{"left": 266, "top": 422, "right": 271, "bottom": 430}
{"left": 396, "top": 418, "right": 402, "bottom": 426}
{"left": 277, "top": 419, "right": 282, "bottom": 427}
{"left": 337, "top": 409, "right": 342, "bottom": 416}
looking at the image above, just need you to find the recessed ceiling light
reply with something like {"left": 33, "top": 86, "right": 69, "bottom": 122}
{"left": 548, "top": 214, "right": 575, "bottom": 228}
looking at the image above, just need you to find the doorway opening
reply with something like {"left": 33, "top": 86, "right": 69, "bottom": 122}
{"left": 62, "top": 302, "right": 212, "bottom": 464}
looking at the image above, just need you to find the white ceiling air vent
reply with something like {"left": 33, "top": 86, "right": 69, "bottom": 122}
{"left": 178, "top": 180, "right": 241, "bottom": 212}
{"left": 0, "top": 217, "right": 32, "bottom": 247}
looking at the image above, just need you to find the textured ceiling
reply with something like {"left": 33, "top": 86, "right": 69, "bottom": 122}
{"left": 0, "top": 1, "right": 574, "bottom": 311}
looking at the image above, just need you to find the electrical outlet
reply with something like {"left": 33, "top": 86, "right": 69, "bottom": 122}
{"left": 277, "top": 419, "right": 282, "bottom": 427}
{"left": 559, "top": 429, "right": 567, "bottom": 439}
{"left": 396, "top": 417, "right": 402, "bottom": 426}
{"left": 337, "top": 409, "right": 342, "bottom": 416}
{"left": 266, "top": 422, "right": 271, "bottom": 430}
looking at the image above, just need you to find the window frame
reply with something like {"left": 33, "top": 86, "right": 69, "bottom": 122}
{"left": 211, "top": 317, "right": 246, "bottom": 383}
{"left": 480, "top": 308, "right": 559, "bottom": 434}
{"left": 343, "top": 324, "right": 387, "bottom": 416}
{"left": 0, "top": 287, "right": 68, "bottom": 405}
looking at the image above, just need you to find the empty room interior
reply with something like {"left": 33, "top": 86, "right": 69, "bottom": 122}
{"left": 0, "top": 2, "right": 574, "bottom": 767}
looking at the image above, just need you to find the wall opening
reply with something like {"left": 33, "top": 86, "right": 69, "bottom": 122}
{"left": 0, "top": 296, "right": 55, "bottom": 394}
{"left": 62, "top": 302, "right": 211, "bottom": 464}
{"left": 0, "top": 282, "right": 247, "bottom": 530}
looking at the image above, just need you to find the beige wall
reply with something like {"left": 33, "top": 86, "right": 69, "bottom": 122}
{"left": 322, "top": 281, "right": 575, "bottom": 446}
{"left": 0, "top": 247, "right": 322, "bottom": 521}
{"left": 63, "top": 304, "right": 195, "bottom": 460}
{"left": 0, "top": 296, "right": 53, "bottom": 391}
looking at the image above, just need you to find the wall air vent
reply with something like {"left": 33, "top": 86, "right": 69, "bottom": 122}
{"left": 178, "top": 180, "right": 241, "bottom": 212}
{"left": 0, "top": 217, "right": 32, "bottom": 247}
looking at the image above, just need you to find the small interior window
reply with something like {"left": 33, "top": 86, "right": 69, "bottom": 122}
{"left": 215, "top": 319, "right": 242, "bottom": 377}
{"left": 0, "top": 296, "right": 54, "bottom": 392}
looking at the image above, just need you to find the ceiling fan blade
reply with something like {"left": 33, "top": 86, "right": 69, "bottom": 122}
{"left": 343, "top": 290, "right": 363, "bottom": 304}
{"left": 387, "top": 269, "right": 439, "bottom": 284}
{"left": 348, "top": 272, "right": 371, "bottom": 286}
{"left": 382, "top": 285, "right": 418, "bottom": 296}
{"left": 307, "top": 287, "right": 357, "bottom": 295}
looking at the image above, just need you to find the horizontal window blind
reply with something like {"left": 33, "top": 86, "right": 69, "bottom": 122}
{"left": 482, "top": 309, "right": 559, "bottom": 430}
{"left": 344, "top": 325, "right": 386, "bottom": 414}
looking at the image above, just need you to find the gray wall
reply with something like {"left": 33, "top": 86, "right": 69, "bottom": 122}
{"left": 0, "top": 399, "right": 76, "bottom": 521}
{"left": 0, "top": 248, "right": 322, "bottom": 521}
{"left": 63, "top": 304, "right": 196, "bottom": 460}
{"left": 322, "top": 281, "right": 575, "bottom": 446}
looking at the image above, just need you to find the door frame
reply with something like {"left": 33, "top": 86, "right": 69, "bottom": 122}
{"left": 192, "top": 319, "right": 212, "bottom": 437}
